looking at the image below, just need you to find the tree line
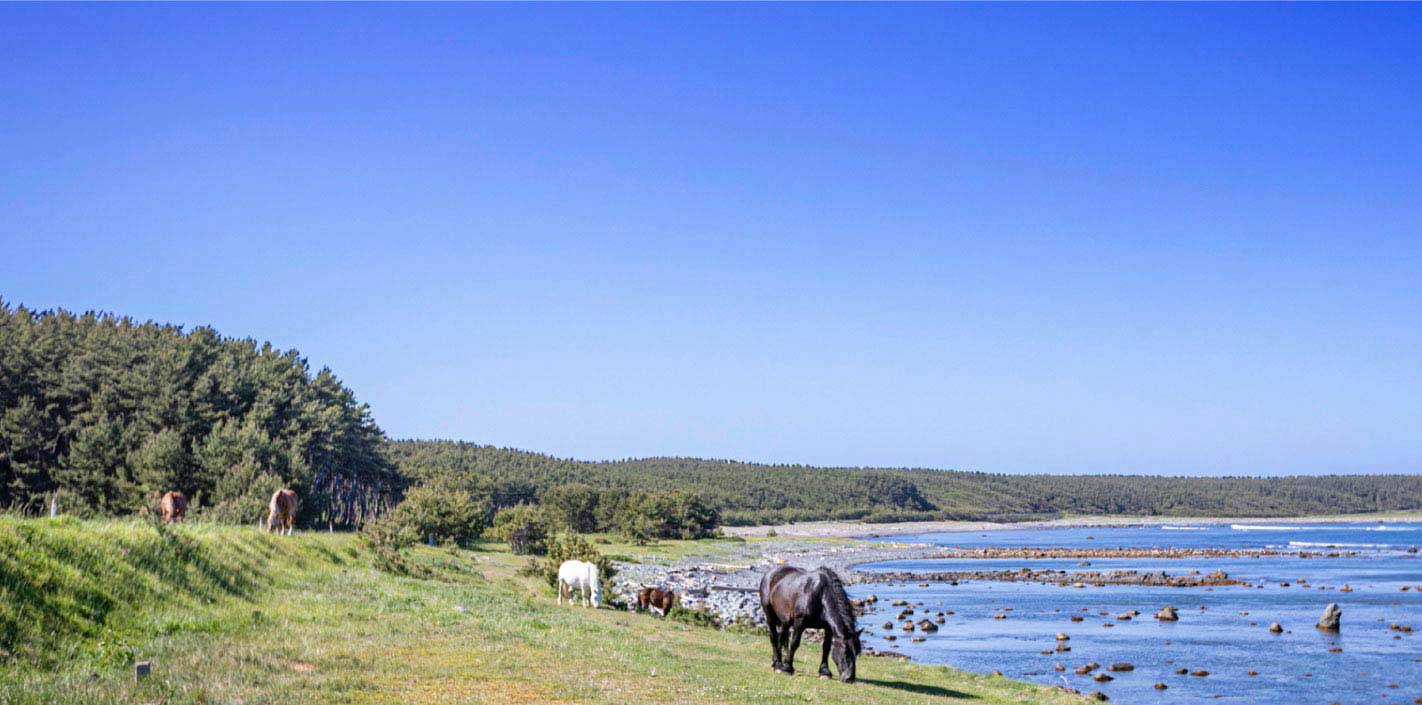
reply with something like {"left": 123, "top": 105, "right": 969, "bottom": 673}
{"left": 0, "top": 301, "right": 397, "bottom": 526}
{"left": 5, "top": 301, "right": 1419, "bottom": 536}
{"left": 386, "top": 440, "right": 1422, "bottom": 525}
{"left": 0, "top": 302, "right": 722, "bottom": 543}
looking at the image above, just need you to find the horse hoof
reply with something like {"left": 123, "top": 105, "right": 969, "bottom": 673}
{"left": 818, "top": 674, "right": 832, "bottom": 680}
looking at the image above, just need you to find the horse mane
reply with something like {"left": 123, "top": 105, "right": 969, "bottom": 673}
{"left": 814, "top": 567, "right": 857, "bottom": 637}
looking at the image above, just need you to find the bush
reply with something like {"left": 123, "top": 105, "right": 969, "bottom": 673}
{"left": 529, "top": 532, "right": 616, "bottom": 588}
{"left": 667, "top": 605, "right": 720, "bottom": 628}
{"left": 489, "top": 503, "right": 548, "bottom": 555}
{"left": 359, "top": 514, "right": 423, "bottom": 576}
{"left": 611, "top": 491, "right": 720, "bottom": 543}
{"left": 541, "top": 484, "right": 601, "bottom": 533}
{"left": 391, "top": 484, "right": 489, "bottom": 546}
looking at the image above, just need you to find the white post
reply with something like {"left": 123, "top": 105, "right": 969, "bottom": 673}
{"left": 49, "top": 494, "right": 58, "bottom": 518}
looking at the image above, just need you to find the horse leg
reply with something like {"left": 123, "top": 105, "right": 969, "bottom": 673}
{"left": 783, "top": 619, "right": 805, "bottom": 675}
{"left": 818, "top": 633, "right": 833, "bottom": 679}
{"left": 765, "top": 611, "right": 785, "bottom": 672}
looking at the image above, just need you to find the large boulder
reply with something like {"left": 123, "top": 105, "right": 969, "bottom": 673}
{"left": 1156, "top": 606, "right": 1179, "bottom": 621}
{"left": 1317, "top": 603, "right": 1342, "bottom": 631}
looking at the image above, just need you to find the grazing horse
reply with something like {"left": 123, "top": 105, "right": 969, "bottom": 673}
{"left": 557, "top": 560, "right": 601, "bottom": 608}
{"left": 759, "top": 566, "right": 862, "bottom": 682}
{"left": 266, "top": 489, "right": 297, "bottom": 535}
{"left": 637, "top": 587, "right": 677, "bottom": 616}
{"left": 159, "top": 491, "right": 188, "bottom": 524}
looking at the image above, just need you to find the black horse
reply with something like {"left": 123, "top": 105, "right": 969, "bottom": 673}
{"left": 758, "top": 565, "right": 862, "bottom": 682}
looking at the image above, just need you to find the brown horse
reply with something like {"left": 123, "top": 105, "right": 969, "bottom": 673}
{"left": 159, "top": 491, "right": 188, "bottom": 524}
{"left": 266, "top": 489, "right": 297, "bottom": 535}
{"left": 759, "top": 566, "right": 861, "bottom": 682}
{"left": 637, "top": 587, "right": 677, "bottom": 616}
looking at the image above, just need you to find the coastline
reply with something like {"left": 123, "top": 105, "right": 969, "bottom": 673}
{"left": 721, "top": 511, "right": 1422, "bottom": 539}
{"left": 616, "top": 511, "right": 1421, "bottom": 628}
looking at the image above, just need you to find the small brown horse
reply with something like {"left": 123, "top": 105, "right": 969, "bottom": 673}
{"left": 266, "top": 489, "right": 297, "bottom": 535}
{"left": 637, "top": 587, "right": 677, "bottom": 616}
{"left": 159, "top": 491, "right": 188, "bottom": 524}
{"left": 759, "top": 566, "right": 861, "bottom": 682}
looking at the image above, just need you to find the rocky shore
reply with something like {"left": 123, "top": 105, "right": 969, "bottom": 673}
{"left": 605, "top": 520, "right": 1416, "bottom": 631}
{"left": 604, "top": 537, "right": 1362, "bottom": 627}
{"left": 723, "top": 512, "right": 1422, "bottom": 539}
{"left": 607, "top": 538, "right": 942, "bottom": 627}
{"left": 855, "top": 567, "right": 1244, "bottom": 588}
{"left": 936, "top": 546, "right": 1371, "bottom": 560}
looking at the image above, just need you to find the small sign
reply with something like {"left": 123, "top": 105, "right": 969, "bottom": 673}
{"left": 135, "top": 661, "right": 151, "bottom": 682}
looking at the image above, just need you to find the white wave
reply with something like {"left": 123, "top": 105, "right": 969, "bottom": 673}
{"left": 1231, "top": 524, "right": 1302, "bottom": 531}
{"left": 1289, "top": 540, "right": 1391, "bottom": 549}
{"left": 1363, "top": 525, "right": 1419, "bottom": 532}
{"left": 1161, "top": 526, "right": 1209, "bottom": 531}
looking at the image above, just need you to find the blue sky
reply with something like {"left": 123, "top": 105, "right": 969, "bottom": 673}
{"left": 3, "top": 4, "right": 1420, "bottom": 476}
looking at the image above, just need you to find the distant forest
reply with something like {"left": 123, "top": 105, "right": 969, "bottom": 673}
{"left": 3, "top": 300, "right": 1420, "bottom": 528}
{"left": 387, "top": 441, "right": 1422, "bottom": 525}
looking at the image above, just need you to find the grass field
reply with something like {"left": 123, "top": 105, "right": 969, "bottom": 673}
{"left": 0, "top": 517, "right": 1083, "bottom": 705}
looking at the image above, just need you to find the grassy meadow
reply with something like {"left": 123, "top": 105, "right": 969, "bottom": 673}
{"left": 0, "top": 517, "right": 1082, "bottom": 705}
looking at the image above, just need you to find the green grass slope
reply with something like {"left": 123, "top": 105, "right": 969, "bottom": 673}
{"left": 0, "top": 517, "right": 1084, "bottom": 705}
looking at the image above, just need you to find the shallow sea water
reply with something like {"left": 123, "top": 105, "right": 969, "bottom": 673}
{"left": 845, "top": 524, "right": 1422, "bottom": 705}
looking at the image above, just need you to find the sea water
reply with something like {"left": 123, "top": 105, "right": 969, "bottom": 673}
{"left": 846, "top": 523, "right": 1422, "bottom": 705}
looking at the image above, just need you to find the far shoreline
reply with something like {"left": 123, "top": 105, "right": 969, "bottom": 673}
{"left": 722, "top": 510, "right": 1422, "bottom": 540}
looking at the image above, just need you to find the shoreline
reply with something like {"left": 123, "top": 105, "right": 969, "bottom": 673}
{"left": 618, "top": 513, "right": 1422, "bottom": 626}
{"left": 722, "top": 511, "right": 1422, "bottom": 539}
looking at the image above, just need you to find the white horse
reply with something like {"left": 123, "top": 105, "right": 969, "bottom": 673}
{"left": 557, "top": 559, "right": 602, "bottom": 608}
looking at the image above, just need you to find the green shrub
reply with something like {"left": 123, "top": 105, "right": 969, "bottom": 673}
{"left": 541, "top": 483, "right": 602, "bottom": 533}
{"left": 611, "top": 491, "right": 720, "bottom": 543}
{"left": 528, "top": 532, "right": 616, "bottom": 588}
{"left": 359, "top": 514, "right": 423, "bottom": 576}
{"left": 390, "top": 484, "right": 489, "bottom": 547}
{"left": 489, "top": 503, "right": 548, "bottom": 555}
{"left": 668, "top": 606, "right": 719, "bottom": 628}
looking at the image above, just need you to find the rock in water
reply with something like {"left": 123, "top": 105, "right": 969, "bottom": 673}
{"left": 1317, "top": 603, "right": 1342, "bottom": 631}
{"left": 1269, "top": 622, "right": 1284, "bottom": 633}
{"left": 1156, "top": 606, "right": 1179, "bottom": 621}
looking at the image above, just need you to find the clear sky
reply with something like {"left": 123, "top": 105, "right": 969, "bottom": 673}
{"left": 3, "top": 4, "right": 1420, "bottom": 476}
